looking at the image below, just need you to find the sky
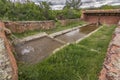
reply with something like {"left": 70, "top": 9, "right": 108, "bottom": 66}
{"left": 32, "top": 0, "right": 120, "bottom": 4}
{"left": 12, "top": 0, "right": 120, "bottom": 10}
{"left": 32, "top": 0, "right": 92, "bottom": 3}
{"left": 13, "top": 0, "right": 120, "bottom": 4}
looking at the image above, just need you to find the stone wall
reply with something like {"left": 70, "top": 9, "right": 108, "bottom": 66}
{"left": 99, "top": 21, "right": 120, "bottom": 80}
{"left": 4, "top": 21, "right": 55, "bottom": 33}
{"left": 0, "top": 22, "right": 18, "bottom": 80}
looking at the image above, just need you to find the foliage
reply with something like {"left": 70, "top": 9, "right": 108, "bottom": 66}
{"left": 18, "top": 25, "right": 116, "bottom": 80}
{"left": 65, "top": 0, "right": 82, "bottom": 10}
{"left": 87, "top": 5, "right": 120, "bottom": 10}
{"left": 100, "top": 5, "right": 119, "bottom": 10}
{"left": 53, "top": 9, "right": 81, "bottom": 20}
{"left": 0, "top": 0, "right": 81, "bottom": 21}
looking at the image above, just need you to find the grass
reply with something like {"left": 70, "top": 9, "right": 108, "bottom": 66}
{"left": 18, "top": 25, "right": 116, "bottom": 80}
{"left": 13, "top": 21, "right": 86, "bottom": 38}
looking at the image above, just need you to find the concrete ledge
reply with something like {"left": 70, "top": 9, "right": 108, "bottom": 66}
{"left": 17, "top": 32, "right": 47, "bottom": 44}
{"left": 52, "top": 43, "right": 70, "bottom": 54}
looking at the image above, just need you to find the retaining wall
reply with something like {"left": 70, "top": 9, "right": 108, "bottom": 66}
{"left": 0, "top": 22, "right": 18, "bottom": 80}
{"left": 4, "top": 19, "right": 81, "bottom": 33}
{"left": 82, "top": 10, "right": 120, "bottom": 25}
{"left": 84, "top": 15, "right": 120, "bottom": 25}
{"left": 4, "top": 21, "right": 55, "bottom": 33}
{"left": 99, "top": 21, "right": 120, "bottom": 80}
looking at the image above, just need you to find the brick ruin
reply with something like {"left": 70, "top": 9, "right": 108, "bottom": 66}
{"left": 81, "top": 9, "right": 120, "bottom": 25}
{"left": 4, "top": 19, "right": 81, "bottom": 33}
{"left": 4, "top": 21, "right": 55, "bottom": 33}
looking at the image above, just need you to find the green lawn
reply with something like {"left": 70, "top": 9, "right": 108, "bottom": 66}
{"left": 14, "top": 21, "right": 86, "bottom": 38}
{"left": 18, "top": 25, "right": 116, "bottom": 80}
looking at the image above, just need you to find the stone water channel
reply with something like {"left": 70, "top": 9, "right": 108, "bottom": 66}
{"left": 15, "top": 24, "right": 99, "bottom": 64}
{"left": 54, "top": 25, "right": 98, "bottom": 43}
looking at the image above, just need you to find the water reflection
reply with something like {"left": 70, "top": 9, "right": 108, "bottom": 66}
{"left": 21, "top": 46, "right": 34, "bottom": 55}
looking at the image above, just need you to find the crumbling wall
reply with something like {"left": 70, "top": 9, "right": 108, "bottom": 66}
{"left": 0, "top": 22, "right": 18, "bottom": 80}
{"left": 99, "top": 21, "right": 120, "bottom": 80}
{"left": 4, "top": 21, "right": 55, "bottom": 33}
{"left": 82, "top": 10, "right": 120, "bottom": 25}
{"left": 4, "top": 19, "right": 82, "bottom": 33}
{"left": 84, "top": 15, "right": 120, "bottom": 25}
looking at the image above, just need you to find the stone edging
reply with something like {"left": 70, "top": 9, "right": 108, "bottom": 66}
{"left": 17, "top": 32, "right": 47, "bottom": 44}
{"left": 99, "top": 25, "right": 120, "bottom": 80}
{"left": 0, "top": 22, "right": 18, "bottom": 80}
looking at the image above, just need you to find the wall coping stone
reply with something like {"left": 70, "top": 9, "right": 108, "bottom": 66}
{"left": 0, "top": 22, "right": 18, "bottom": 80}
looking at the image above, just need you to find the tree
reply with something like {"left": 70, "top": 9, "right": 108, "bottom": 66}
{"left": 65, "top": 0, "right": 82, "bottom": 9}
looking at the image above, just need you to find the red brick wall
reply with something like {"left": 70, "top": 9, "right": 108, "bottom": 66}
{"left": 84, "top": 15, "right": 120, "bottom": 25}
{"left": 4, "top": 21, "right": 55, "bottom": 33}
{"left": 4, "top": 19, "right": 81, "bottom": 33}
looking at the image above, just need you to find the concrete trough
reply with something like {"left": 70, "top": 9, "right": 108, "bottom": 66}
{"left": 54, "top": 24, "right": 99, "bottom": 43}
{"left": 15, "top": 36, "right": 64, "bottom": 64}
{"left": 14, "top": 24, "right": 99, "bottom": 64}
